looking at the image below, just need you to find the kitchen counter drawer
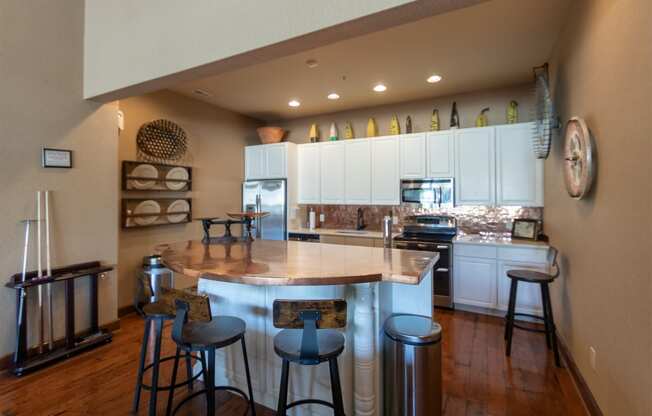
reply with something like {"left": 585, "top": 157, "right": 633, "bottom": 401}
{"left": 498, "top": 246, "right": 548, "bottom": 263}
{"left": 454, "top": 244, "right": 497, "bottom": 259}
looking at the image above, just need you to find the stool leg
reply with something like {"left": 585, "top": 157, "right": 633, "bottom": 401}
{"left": 542, "top": 284, "right": 561, "bottom": 367}
{"left": 199, "top": 353, "right": 209, "bottom": 407}
{"left": 276, "top": 359, "right": 290, "bottom": 416}
{"left": 185, "top": 352, "right": 194, "bottom": 391}
{"left": 148, "top": 318, "right": 164, "bottom": 416}
{"left": 505, "top": 279, "right": 518, "bottom": 357}
{"left": 240, "top": 337, "right": 256, "bottom": 416}
{"left": 329, "top": 358, "right": 346, "bottom": 416}
{"left": 132, "top": 318, "right": 151, "bottom": 413}
{"left": 206, "top": 348, "right": 216, "bottom": 416}
{"left": 540, "top": 283, "right": 552, "bottom": 349}
{"left": 165, "top": 347, "right": 182, "bottom": 416}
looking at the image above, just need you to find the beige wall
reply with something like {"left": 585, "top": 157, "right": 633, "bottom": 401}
{"left": 277, "top": 84, "right": 533, "bottom": 143}
{"left": 0, "top": 1, "right": 118, "bottom": 356}
{"left": 545, "top": 0, "right": 651, "bottom": 414}
{"left": 117, "top": 91, "right": 260, "bottom": 308}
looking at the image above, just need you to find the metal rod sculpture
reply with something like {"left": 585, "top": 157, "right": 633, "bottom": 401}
{"left": 36, "top": 192, "right": 44, "bottom": 353}
{"left": 15, "top": 220, "right": 30, "bottom": 362}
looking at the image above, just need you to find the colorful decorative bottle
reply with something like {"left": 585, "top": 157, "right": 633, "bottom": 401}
{"left": 329, "top": 123, "right": 338, "bottom": 141}
{"left": 475, "top": 107, "right": 490, "bottom": 127}
{"left": 366, "top": 118, "right": 378, "bottom": 137}
{"left": 507, "top": 100, "right": 519, "bottom": 124}
{"left": 389, "top": 115, "right": 400, "bottom": 135}
{"left": 309, "top": 123, "right": 319, "bottom": 142}
{"left": 430, "top": 109, "right": 440, "bottom": 131}
{"left": 344, "top": 122, "right": 354, "bottom": 139}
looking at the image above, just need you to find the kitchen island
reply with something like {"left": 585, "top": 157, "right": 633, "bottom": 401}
{"left": 156, "top": 239, "right": 438, "bottom": 416}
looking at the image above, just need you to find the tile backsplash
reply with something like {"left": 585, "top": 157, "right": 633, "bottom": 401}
{"left": 299, "top": 205, "right": 543, "bottom": 235}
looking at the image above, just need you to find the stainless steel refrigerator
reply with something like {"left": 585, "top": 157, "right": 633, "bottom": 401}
{"left": 242, "top": 179, "right": 287, "bottom": 240}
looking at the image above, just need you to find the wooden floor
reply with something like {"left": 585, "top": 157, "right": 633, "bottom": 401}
{"left": 0, "top": 310, "right": 587, "bottom": 416}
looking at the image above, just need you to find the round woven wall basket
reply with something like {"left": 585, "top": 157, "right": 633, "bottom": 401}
{"left": 136, "top": 119, "right": 188, "bottom": 162}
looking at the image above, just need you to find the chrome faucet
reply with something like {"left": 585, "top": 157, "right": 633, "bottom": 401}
{"left": 356, "top": 208, "right": 366, "bottom": 230}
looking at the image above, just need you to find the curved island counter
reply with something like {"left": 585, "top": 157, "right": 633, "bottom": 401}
{"left": 156, "top": 240, "right": 439, "bottom": 416}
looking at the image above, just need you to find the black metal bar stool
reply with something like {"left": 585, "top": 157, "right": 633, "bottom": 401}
{"left": 167, "top": 296, "right": 256, "bottom": 416}
{"left": 272, "top": 299, "right": 347, "bottom": 416}
{"left": 132, "top": 275, "right": 205, "bottom": 416}
{"left": 504, "top": 247, "right": 561, "bottom": 367}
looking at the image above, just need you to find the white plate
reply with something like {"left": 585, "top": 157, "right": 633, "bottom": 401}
{"left": 165, "top": 167, "right": 189, "bottom": 191}
{"left": 167, "top": 199, "right": 190, "bottom": 223}
{"left": 130, "top": 164, "right": 158, "bottom": 190}
{"left": 133, "top": 200, "right": 161, "bottom": 226}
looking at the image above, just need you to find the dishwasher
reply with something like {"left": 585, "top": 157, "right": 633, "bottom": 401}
{"left": 288, "top": 232, "right": 321, "bottom": 243}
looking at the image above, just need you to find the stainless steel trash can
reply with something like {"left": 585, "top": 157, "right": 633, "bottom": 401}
{"left": 142, "top": 255, "right": 173, "bottom": 302}
{"left": 383, "top": 314, "right": 442, "bottom": 416}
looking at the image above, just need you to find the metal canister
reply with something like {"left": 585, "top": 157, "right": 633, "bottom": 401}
{"left": 141, "top": 255, "right": 173, "bottom": 302}
{"left": 382, "top": 215, "right": 393, "bottom": 248}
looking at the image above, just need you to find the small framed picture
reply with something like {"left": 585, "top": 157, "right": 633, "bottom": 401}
{"left": 42, "top": 148, "right": 72, "bottom": 168}
{"left": 511, "top": 219, "right": 540, "bottom": 240}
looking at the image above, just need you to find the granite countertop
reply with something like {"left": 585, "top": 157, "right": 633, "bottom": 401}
{"left": 156, "top": 239, "right": 438, "bottom": 286}
{"left": 454, "top": 234, "right": 549, "bottom": 249}
{"left": 289, "top": 227, "right": 400, "bottom": 239}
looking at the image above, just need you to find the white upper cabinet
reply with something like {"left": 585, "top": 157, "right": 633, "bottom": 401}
{"left": 495, "top": 123, "right": 543, "bottom": 206}
{"left": 297, "top": 143, "right": 320, "bottom": 204}
{"left": 244, "top": 145, "right": 265, "bottom": 179}
{"left": 371, "top": 136, "right": 400, "bottom": 205}
{"left": 345, "top": 140, "right": 372, "bottom": 204}
{"left": 454, "top": 127, "right": 496, "bottom": 205}
{"left": 320, "top": 142, "right": 346, "bottom": 204}
{"left": 426, "top": 131, "right": 455, "bottom": 178}
{"left": 244, "top": 142, "right": 290, "bottom": 179}
{"left": 399, "top": 133, "right": 426, "bottom": 179}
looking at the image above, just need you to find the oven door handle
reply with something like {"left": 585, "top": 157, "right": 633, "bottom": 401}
{"left": 436, "top": 268, "right": 449, "bottom": 273}
{"left": 436, "top": 245, "right": 449, "bottom": 250}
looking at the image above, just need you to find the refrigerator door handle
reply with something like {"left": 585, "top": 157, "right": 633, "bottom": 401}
{"left": 256, "top": 193, "right": 262, "bottom": 237}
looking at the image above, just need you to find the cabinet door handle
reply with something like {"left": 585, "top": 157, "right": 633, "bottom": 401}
{"left": 436, "top": 268, "right": 449, "bottom": 272}
{"left": 436, "top": 245, "right": 449, "bottom": 250}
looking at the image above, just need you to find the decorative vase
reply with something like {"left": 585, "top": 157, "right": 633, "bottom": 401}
{"left": 475, "top": 107, "right": 490, "bottom": 127}
{"left": 450, "top": 102, "right": 460, "bottom": 129}
{"left": 389, "top": 115, "right": 400, "bottom": 135}
{"left": 309, "top": 123, "right": 319, "bottom": 142}
{"left": 329, "top": 123, "right": 338, "bottom": 141}
{"left": 366, "top": 118, "right": 378, "bottom": 137}
{"left": 430, "top": 109, "right": 440, "bottom": 131}
{"left": 507, "top": 100, "right": 519, "bottom": 124}
{"left": 405, "top": 116, "right": 413, "bottom": 133}
{"left": 344, "top": 122, "right": 354, "bottom": 139}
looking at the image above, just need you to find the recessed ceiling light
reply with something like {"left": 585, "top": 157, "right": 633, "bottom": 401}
{"left": 373, "top": 83, "right": 387, "bottom": 93}
{"left": 288, "top": 99, "right": 301, "bottom": 107}
{"left": 427, "top": 74, "right": 443, "bottom": 83}
{"left": 327, "top": 93, "right": 340, "bottom": 100}
{"left": 305, "top": 59, "right": 318, "bottom": 68}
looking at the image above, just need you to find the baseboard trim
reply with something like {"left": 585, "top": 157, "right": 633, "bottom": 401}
{"left": 557, "top": 333, "right": 603, "bottom": 416}
{"left": 0, "top": 320, "right": 121, "bottom": 372}
{"left": 118, "top": 305, "right": 136, "bottom": 317}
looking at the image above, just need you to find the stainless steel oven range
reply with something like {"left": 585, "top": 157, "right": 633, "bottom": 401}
{"left": 393, "top": 215, "right": 457, "bottom": 309}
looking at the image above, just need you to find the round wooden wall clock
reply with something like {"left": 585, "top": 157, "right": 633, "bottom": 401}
{"left": 563, "top": 117, "right": 595, "bottom": 199}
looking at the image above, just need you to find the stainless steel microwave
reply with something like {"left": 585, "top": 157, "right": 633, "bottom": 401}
{"left": 400, "top": 178, "right": 454, "bottom": 208}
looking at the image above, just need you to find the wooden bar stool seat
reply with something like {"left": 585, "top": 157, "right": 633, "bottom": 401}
{"left": 132, "top": 277, "right": 205, "bottom": 416}
{"left": 273, "top": 299, "right": 347, "bottom": 416}
{"left": 167, "top": 297, "right": 256, "bottom": 416}
{"left": 504, "top": 247, "right": 561, "bottom": 367}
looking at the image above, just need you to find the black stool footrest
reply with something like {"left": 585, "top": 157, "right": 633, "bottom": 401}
{"left": 140, "top": 353, "right": 202, "bottom": 391}
{"left": 287, "top": 398, "right": 335, "bottom": 410}
{"left": 172, "top": 385, "right": 253, "bottom": 415}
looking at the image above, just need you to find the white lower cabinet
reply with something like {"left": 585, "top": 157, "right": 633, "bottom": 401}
{"left": 496, "top": 260, "right": 546, "bottom": 315}
{"left": 454, "top": 256, "right": 497, "bottom": 308}
{"left": 454, "top": 243, "right": 549, "bottom": 314}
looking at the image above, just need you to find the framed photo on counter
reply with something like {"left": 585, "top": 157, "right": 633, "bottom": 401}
{"left": 511, "top": 219, "right": 540, "bottom": 240}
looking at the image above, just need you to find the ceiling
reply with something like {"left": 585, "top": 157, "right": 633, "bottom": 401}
{"left": 170, "top": 0, "right": 570, "bottom": 122}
